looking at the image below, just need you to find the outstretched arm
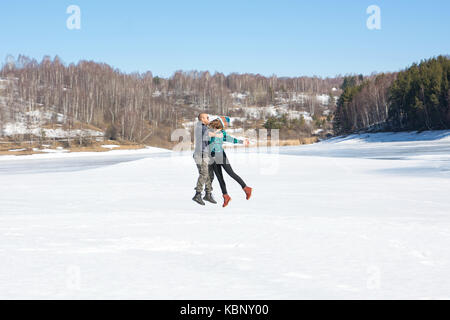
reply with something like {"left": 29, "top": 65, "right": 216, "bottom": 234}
{"left": 223, "top": 131, "right": 243, "bottom": 144}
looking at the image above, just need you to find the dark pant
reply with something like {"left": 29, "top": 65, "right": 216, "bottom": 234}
{"left": 211, "top": 151, "right": 246, "bottom": 195}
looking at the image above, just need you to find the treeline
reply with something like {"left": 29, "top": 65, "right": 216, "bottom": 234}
{"left": 333, "top": 73, "right": 396, "bottom": 134}
{"left": 334, "top": 56, "right": 450, "bottom": 135}
{"left": 264, "top": 112, "right": 333, "bottom": 141}
{"left": 0, "top": 55, "right": 342, "bottom": 145}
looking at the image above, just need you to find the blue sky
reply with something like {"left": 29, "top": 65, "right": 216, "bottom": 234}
{"left": 0, "top": 0, "right": 448, "bottom": 78}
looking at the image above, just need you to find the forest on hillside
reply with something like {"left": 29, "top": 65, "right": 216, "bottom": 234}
{"left": 2, "top": 55, "right": 446, "bottom": 150}
{"left": 0, "top": 55, "right": 342, "bottom": 147}
{"left": 334, "top": 56, "right": 450, "bottom": 135}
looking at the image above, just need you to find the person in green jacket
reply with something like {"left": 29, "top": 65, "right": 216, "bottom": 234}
{"left": 208, "top": 117, "right": 252, "bottom": 208}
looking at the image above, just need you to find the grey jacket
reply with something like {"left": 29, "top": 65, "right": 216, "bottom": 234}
{"left": 194, "top": 121, "right": 210, "bottom": 156}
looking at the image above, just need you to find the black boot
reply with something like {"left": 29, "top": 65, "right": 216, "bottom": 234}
{"left": 192, "top": 192, "right": 205, "bottom": 206}
{"left": 203, "top": 192, "right": 217, "bottom": 204}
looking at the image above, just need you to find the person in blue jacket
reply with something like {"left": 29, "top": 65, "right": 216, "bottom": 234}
{"left": 208, "top": 117, "right": 252, "bottom": 208}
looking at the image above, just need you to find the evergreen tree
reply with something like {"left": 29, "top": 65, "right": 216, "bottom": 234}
{"left": 389, "top": 56, "right": 450, "bottom": 130}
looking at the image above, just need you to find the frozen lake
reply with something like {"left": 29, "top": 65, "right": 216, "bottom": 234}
{"left": 0, "top": 152, "right": 171, "bottom": 175}
{"left": 0, "top": 131, "right": 449, "bottom": 299}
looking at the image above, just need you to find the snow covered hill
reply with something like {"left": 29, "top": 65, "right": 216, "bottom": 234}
{"left": 0, "top": 77, "right": 104, "bottom": 140}
{"left": 1, "top": 108, "right": 104, "bottom": 139}
{"left": 0, "top": 131, "right": 449, "bottom": 299}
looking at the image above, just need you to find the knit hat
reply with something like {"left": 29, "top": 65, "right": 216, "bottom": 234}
{"left": 217, "top": 116, "right": 231, "bottom": 128}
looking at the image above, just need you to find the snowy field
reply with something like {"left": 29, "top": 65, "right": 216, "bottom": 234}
{"left": 0, "top": 131, "right": 450, "bottom": 299}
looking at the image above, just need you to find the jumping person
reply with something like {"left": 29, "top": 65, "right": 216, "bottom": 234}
{"left": 192, "top": 113, "right": 217, "bottom": 206}
{"left": 208, "top": 117, "right": 252, "bottom": 208}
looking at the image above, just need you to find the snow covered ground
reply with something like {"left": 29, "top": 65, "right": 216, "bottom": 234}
{"left": 0, "top": 131, "right": 450, "bottom": 299}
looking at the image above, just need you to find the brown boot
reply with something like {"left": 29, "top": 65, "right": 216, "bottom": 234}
{"left": 223, "top": 194, "right": 231, "bottom": 208}
{"left": 243, "top": 186, "right": 252, "bottom": 200}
